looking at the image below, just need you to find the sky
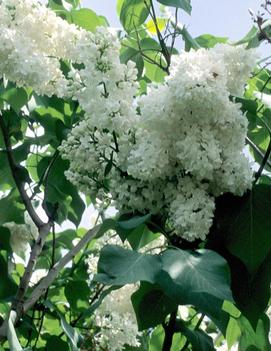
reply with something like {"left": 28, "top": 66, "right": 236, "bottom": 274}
{"left": 81, "top": 0, "right": 269, "bottom": 56}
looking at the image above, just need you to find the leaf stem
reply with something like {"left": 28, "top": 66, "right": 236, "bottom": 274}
{"left": 162, "top": 309, "right": 178, "bottom": 351}
{"left": 254, "top": 134, "right": 271, "bottom": 183}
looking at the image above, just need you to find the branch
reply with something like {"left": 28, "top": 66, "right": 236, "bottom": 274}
{"left": 23, "top": 224, "right": 101, "bottom": 313}
{"left": 147, "top": 0, "right": 171, "bottom": 71}
{"left": 0, "top": 114, "right": 54, "bottom": 327}
{"left": 0, "top": 114, "right": 44, "bottom": 228}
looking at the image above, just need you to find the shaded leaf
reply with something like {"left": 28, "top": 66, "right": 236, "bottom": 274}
{"left": 96, "top": 245, "right": 232, "bottom": 327}
{"left": 176, "top": 321, "right": 215, "bottom": 351}
{"left": 131, "top": 282, "right": 178, "bottom": 330}
{"left": 46, "top": 336, "right": 69, "bottom": 350}
{"left": 1, "top": 86, "right": 29, "bottom": 114}
{"left": 64, "top": 280, "right": 90, "bottom": 312}
{"left": 120, "top": 0, "right": 149, "bottom": 33}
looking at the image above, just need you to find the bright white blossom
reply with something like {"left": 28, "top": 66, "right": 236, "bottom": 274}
{"left": 0, "top": 0, "right": 257, "bottom": 241}
{"left": 93, "top": 285, "right": 141, "bottom": 351}
{"left": 62, "top": 43, "right": 256, "bottom": 241}
{"left": 0, "top": 0, "right": 87, "bottom": 96}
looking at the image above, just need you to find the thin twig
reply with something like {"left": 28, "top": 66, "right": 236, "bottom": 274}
{"left": 0, "top": 114, "right": 44, "bottom": 228}
{"left": 254, "top": 135, "right": 271, "bottom": 183}
{"left": 246, "top": 136, "right": 271, "bottom": 168}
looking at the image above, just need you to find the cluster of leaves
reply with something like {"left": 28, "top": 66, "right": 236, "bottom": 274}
{"left": 0, "top": 0, "right": 271, "bottom": 350}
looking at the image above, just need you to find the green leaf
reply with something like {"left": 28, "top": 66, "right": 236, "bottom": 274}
{"left": 235, "top": 97, "right": 258, "bottom": 130}
{"left": 64, "top": 280, "right": 90, "bottom": 312}
{"left": 96, "top": 244, "right": 160, "bottom": 285}
{"left": 0, "top": 192, "right": 24, "bottom": 225}
{"left": 158, "top": 249, "right": 233, "bottom": 322}
{"left": 230, "top": 251, "right": 271, "bottom": 328}
{"left": 160, "top": 249, "right": 232, "bottom": 302}
{"left": 149, "top": 325, "right": 165, "bottom": 351}
{"left": 178, "top": 26, "right": 201, "bottom": 51}
{"left": 59, "top": 314, "right": 82, "bottom": 351}
{"left": 176, "top": 321, "right": 215, "bottom": 351}
{"left": 55, "top": 229, "right": 77, "bottom": 250}
{"left": 146, "top": 18, "right": 167, "bottom": 34}
{"left": 238, "top": 314, "right": 271, "bottom": 351}
{"left": 144, "top": 55, "right": 166, "bottom": 82}
{"left": 149, "top": 325, "right": 186, "bottom": 350}
{"left": 208, "top": 186, "right": 271, "bottom": 326}
{"left": 226, "top": 317, "right": 241, "bottom": 349}
{"left": 0, "top": 149, "right": 15, "bottom": 190}
{"left": 96, "top": 245, "right": 232, "bottom": 325}
{"left": 1, "top": 86, "right": 29, "bottom": 114}
{"left": 1, "top": 109, "right": 22, "bottom": 142}
{"left": 125, "top": 225, "right": 160, "bottom": 251}
{"left": 120, "top": 0, "right": 150, "bottom": 33}
{"left": 235, "top": 26, "right": 260, "bottom": 48}
{"left": 46, "top": 336, "right": 69, "bottom": 350}
{"left": 0, "top": 253, "right": 17, "bottom": 300}
{"left": 117, "top": 213, "right": 151, "bottom": 230}
{"left": 0, "top": 227, "right": 12, "bottom": 252}
{"left": 71, "top": 8, "right": 101, "bottom": 32}
{"left": 120, "top": 45, "right": 144, "bottom": 78}
{"left": 156, "top": 0, "right": 192, "bottom": 15}
{"left": 195, "top": 34, "right": 228, "bottom": 48}
{"left": 131, "top": 282, "right": 178, "bottom": 330}
{"left": 37, "top": 156, "right": 85, "bottom": 226}
{"left": 217, "top": 185, "right": 271, "bottom": 275}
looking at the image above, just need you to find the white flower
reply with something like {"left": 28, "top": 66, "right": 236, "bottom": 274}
{"left": 63, "top": 44, "right": 256, "bottom": 241}
{"left": 93, "top": 285, "right": 141, "bottom": 351}
{"left": 0, "top": 0, "right": 88, "bottom": 96}
{"left": 0, "top": 0, "right": 256, "bottom": 242}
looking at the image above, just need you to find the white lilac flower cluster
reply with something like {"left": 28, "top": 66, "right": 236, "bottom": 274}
{"left": 93, "top": 285, "right": 141, "bottom": 351}
{"left": 0, "top": 0, "right": 257, "bottom": 241}
{"left": 62, "top": 43, "right": 257, "bottom": 241}
{"left": 59, "top": 27, "right": 139, "bottom": 199}
{"left": 0, "top": 0, "right": 88, "bottom": 96}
